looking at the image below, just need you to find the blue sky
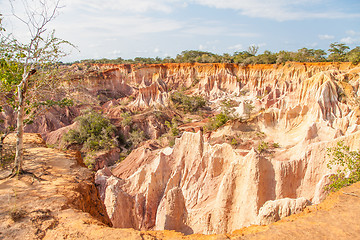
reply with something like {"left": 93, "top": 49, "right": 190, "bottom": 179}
{"left": 1, "top": 0, "right": 360, "bottom": 62}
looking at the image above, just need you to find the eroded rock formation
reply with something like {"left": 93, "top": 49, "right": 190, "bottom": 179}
{"left": 2, "top": 62, "right": 359, "bottom": 235}
{"left": 93, "top": 62, "right": 360, "bottom": 234}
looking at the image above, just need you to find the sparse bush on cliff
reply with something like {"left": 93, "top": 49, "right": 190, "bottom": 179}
{"left": 205, "top": 112, "right": 231, "bottom": 131}
{"left": 63, "top": 110, "right": 117, "bottom": 151}
{"left": 220, "top": 99, "right": 238, "bottom": 117}
{"left": 83, "top": 151, "right": 96, "bottom": 169}
{"left": 165, "top": 118, "right": 180, "bottom": 137}
{"left": 272, "top": 142, "right": 280, "bottom": 148}
{"left": 326, "top": 141, "right": 360, "bottom": 191}
{"left": 128, "top": 129, "right": 146, "bottom": 148}
{"left": 121, "top": 112, "right": 133, "bottom": 126}
{"left": 257, "top": 141, "right": 269, "bottom": 153}
{"left": 165, "top": 118, "right": 180, "bottom": 147}
{"left": 170, "top": 92, "right": 206, "bottom": 113}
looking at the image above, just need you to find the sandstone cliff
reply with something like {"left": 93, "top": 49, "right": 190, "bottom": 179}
{"left": 88, "top": 62, "right": 360, "bottom": 234}
{"left": 1, "top": 62, "right": 359, "bottom": 234}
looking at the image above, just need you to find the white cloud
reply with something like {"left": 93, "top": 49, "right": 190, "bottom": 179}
{"left": 340, "top": 30, "right": 360, "bottom": 45}
{"left": 346, "top": 30, "right": 357, "bottom": 36}
{"left": 53, "top": 15, "right": 184, "bottom": 38}
{"left": 111, "top": 50, "right": 122, "bottom": 57}
{"left": 58, "top": 0, "right": 360, "bottom": 22}
{"left": 318, "top": 34, "right": 335, "bottom": 40}
{"left": 63, "top": 0, "right": 183, "bottom": 14}
{"left": 228, "top": 44, "right": 243, "bottom": 51}
{"left": 192, "top": 0, "right": 360, "bottom": 21}
{"left": 340, "top": 37, "right": 358, "bottom": 45}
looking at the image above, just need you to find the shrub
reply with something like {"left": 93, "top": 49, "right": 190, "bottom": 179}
{"left": 170, "top": 92, "right": 206, "bottom": 113}
{"left": 165, "top": 118, "right": 179, "bottom": 136}
{"left": 168, "top": 137, "right": 176, "bottom": 147}
{"left": 165, "top": 118, "right": 180, "bottom": 148}
{"left": 63, "top": 110, "right": 117, "bottom": 151}
{"left": 128, "top": 129, "right": 146, "bottom": 148}
{"left": 272, "top": 142, "right": 280, "bottom": 148}
{"left": 231, "top": 138, "right": 238, "bottom": 146}
{"left": 326, "top": 141, "right": 360, "bottom": 191}
{"left": 121, "top": 112, "right": 133, "bottom": 126}
{"left": 83, "top": 151, "right": 96, "bottom": 169}
{"left": 257, "top": 141, "right": 269, "bottom": 153}
{"left": 244, "top": 100, "right": 255, "bottom": 119}
{"left": 220, "top": 99, "right": 238, "bottom": 119}
{"left": 206, "top": 112, "right": 230, "bottom": 131}
{"left": 0, "top": 142, "right": 15, "bottom": 169}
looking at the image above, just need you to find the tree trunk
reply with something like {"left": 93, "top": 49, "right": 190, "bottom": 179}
{"left": 13, "top": 83, "right": 25, "bottom": 174}
{"left": 12, "top": 70, "right": 35, "bottom": 175}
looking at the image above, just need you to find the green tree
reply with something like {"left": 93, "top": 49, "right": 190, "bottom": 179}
{"left": 233, "top": 51, "right": 254, "bottom": 64}
{"left": 326, "top": 141, "right": 360, "bottom": 191}
{"left": 346, "top": 46, "right": 360, "bottom": 65}
{"left": 328, "top": 42, "right": 350, "bottom": 62}
{"left": 295, "top": 48, "right": 326, "bottom": 62}
{"left": 0, "top": 0, "right": 72, "bottom": 175}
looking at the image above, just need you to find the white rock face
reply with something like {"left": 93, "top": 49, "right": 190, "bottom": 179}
{"left": 96, "top": 130, "right": 360, "bottom": 234}
{"left": 155, "top": 187, "right": 192, "bottom": 234}
{"left": 257, "top": 197, "right": 311, "bottom": 225}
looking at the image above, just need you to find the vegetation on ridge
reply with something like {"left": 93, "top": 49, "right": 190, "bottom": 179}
{"left": 72, "top": 43, "right": 360, "bottom": 65}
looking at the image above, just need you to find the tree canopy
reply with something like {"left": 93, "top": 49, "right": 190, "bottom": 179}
{"left": 74, "top": 43, "right": 360, "bottom": 66}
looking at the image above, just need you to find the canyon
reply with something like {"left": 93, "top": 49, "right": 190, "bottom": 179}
{"left": 1, "top": 62, "right": 360, "bottom": 237}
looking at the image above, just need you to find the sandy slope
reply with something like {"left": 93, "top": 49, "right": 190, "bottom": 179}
{"left": 0, "top": 133, "right": 360, "bottom": 240}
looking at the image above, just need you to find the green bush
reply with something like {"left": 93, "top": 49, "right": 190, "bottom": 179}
{"left": 272, "top": 142, "right": 280, "bottom": 148}
{"left": 326, "top": 141, "right": 360, "bottom": 191}
{"left": 257, "top": 141, "right": 269, "bottom": 153}
{"left": 128, "top": 129, "right": 146, "bottom": 147}
{"left": 121, "top": 112, "right": 132, "bottom": 126}
{"left": 206, "top": 112, "right": 230, "bottom": 131}
{"left": 230, "top": 138, "right": 238, "bottom": 146}
{"left": 165, "top": 118, "right": 179, "bottom": 136}
{"left": 63, "top": 110, "right": 117, "bottom": 151}
{"left": 83, "top": 151, "right": 96, "bottom": 169}
{"left": 171, "top": 92, "right": 206, "bottom": 113}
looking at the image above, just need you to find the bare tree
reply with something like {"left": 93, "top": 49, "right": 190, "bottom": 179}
{"left": 248, "top": 45, "right": 259, "bottom": 56}
{"left": 0, "top": 0, "right": 72, "bottom": 176}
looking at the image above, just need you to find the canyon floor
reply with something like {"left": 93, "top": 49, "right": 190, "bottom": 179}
{"left": 0, "top": 133, "right": 359, "bottom": 240}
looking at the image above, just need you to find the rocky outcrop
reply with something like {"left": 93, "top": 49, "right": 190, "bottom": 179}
{"left": 129, "top": 79, "right": 169, "bottom": 110}
{"left": 96, "top": 129, "right": 360, "bottom": 234}
{"left": 257, "top": 197, "right": 311, "bottom": 225}
{"left": 94, "top": 62, "right": 360, "bottom": 234}
{"left": 155, "top": 187, "right": 193, "bottom": 234}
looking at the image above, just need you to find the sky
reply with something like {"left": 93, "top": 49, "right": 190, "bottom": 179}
{"left": 1, "top": 0, "right": 360, "bottom": 62}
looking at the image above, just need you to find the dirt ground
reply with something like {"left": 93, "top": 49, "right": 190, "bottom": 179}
{"left": 0, "top": 133, "right": 360, "bottom": 240}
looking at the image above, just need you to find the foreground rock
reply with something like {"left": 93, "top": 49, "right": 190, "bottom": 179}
{"left": 1, "top": 133, "right": 360, "bottom": 239}
{"left": 97, "top": 130, "right": 360, "bottom": 234}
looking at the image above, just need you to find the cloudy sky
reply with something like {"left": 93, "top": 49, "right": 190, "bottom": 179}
{"left": 1, "top": 0, "right": 360, "bottom": 62}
